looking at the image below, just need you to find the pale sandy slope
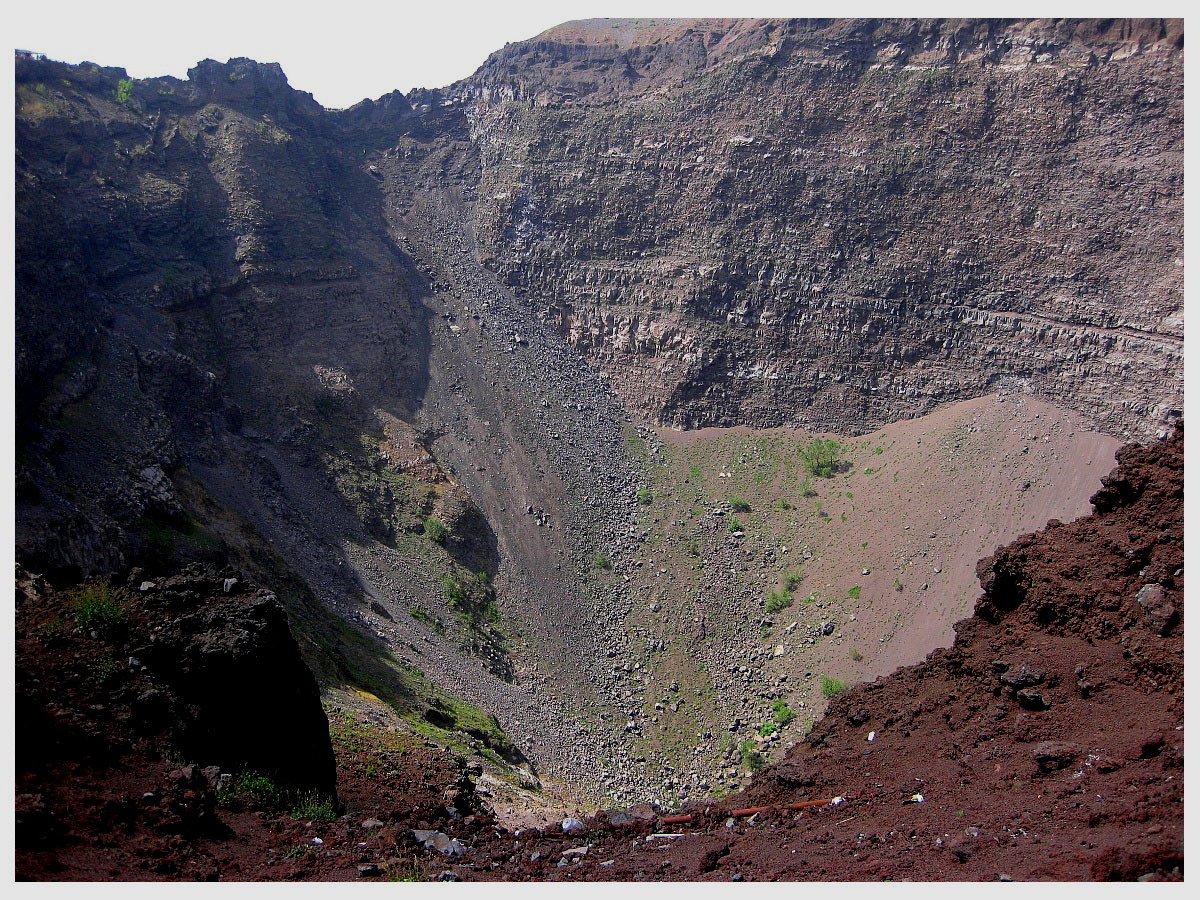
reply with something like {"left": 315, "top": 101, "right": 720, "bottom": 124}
{"left": 647, "top": 392, "right": 1119, "bottom": 755}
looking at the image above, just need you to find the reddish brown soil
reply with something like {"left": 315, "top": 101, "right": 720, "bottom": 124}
{"left": 14, "top": 427, "right": 1182, "bottom": 881}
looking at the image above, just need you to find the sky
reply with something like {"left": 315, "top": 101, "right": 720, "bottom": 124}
{"left": 9, "top": 1, "right": 1171, "bottom": 110}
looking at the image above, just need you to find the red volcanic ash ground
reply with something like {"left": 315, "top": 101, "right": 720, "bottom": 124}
{"left": 15, "top": 427, "right": 1182, "bottom": 881}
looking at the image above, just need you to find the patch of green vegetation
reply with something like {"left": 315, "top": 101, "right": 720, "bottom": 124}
{"left": 847, "top": 585, "right": 861, "bottom": 600}
{"left": 593, "top": 551, "right": 612, "bottom": 571}
{"left": 771, "top": 498, "right": 792, "bottom": 511}
{"left": 845, "top": 491, "right": 854, "bottom": 499}
{"left": 115, "top": 77, "right": 133, "bottom": 103}
{"left": 783, "top": 570, "right": 803, "bottom": 592}
{"left": 284, "top": 844, "right": 317, "bottom": 859}
{"left": 764, "top": 590, "right": 793, "bottom": 614}
{"left": 751, "top": 470, "right": 770, "bottom": 484}
{"left": 86, "top": 656, "right": 121, "bottom": 686}
{"left": 727, "top": 495, "right": 751, "bottom": 513}
{"left": 727, "top": 517, "right": 742, "bottom": 533}
{"left": 759, "top": 719, "right": 777, "bottom": 737}
{"left": 820, "top": 675, "right": 847, "bottom": 699}
{"left": 423, "top": 516, "right": 446, "bottom": 544}
{"left": 66, "top": 585, "right": 127, "bottom": 639}
{"left": 849, "top": 648, "right": 864, "bottom": 662}
{"left": 799, "top": 438, "right": 844, "bottom": 478}
{"left": 687, "top": 464, "right": 704, "bottom": 481}
{"left": 290, "top": 791, "right": 337, "bottom": 822}
{"left": 772, "top": 699, "right": 795, "bottom": 727}
{"left": 384, "top": 859, "right": 422, "bottom": 882}
{"left": 894, "top": 578, "right": 903, "bottom": 592}
{"left": 408, "top": 605, "right": 443, "bottom": 632}
{"left": 139, "top": 508, "right": 223, "bottom": 567}
{"left": 637, "top": 487, "right": 653, "bottom": 505}
{"left": 874, "top": 446, "right": 885, "bottom": 455}
{"left": 443, "top": 571, "right": 498, "bottom": 624}
{"left": 739, "top": 740, "right": 764, "bottom": 771}
{"left": 222, "top": 772, "right": 289, "bottom": 809}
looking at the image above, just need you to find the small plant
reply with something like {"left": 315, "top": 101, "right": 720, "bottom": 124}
{"left": 772, "top": 700, "right": 795, "bottom": 727}
{"left": 799, "top": 477, "right": 816, "bottom": 498}
{"left": 845, "top": 491, "right": 854, "bottom": 499}
{"left": 68, "top": 585, "right": 127, "bottom": 639}
{"left": 840, "top": 512, "right": 847, "bottom": 523}
{"left": 291, "top": 791, "right": 337, "bottom": 822}
{"left": 423, "top": 516, "right": 447, "bottom": 543}
{"left": 739, "top": 740, "right": 764, "bottom": 771}
{"left": 593, "top": 551, "right": 612, "bottom": 570}
{"left": 772, "top": 498, "right": 792, "bottom": 511}
{"left": 727, "top": 495, "right": 751, "bottom": 513}
{"left": 687, "top": 464, "right": 703, "bottom": 480}
{"left": 443, "top": 571, "right": 499, "bottom": 624}
{"left": 764, "top": 590, "right": 793, "bottom": 614}
{"left": 820, "top": 675, "right": 847, "bottom": 699}
{"left": 114, "top": 77, "right": 133, "bottom": 103}
{"left": 799, "top": 438, "right": 844, "bottom": 478}
{"left": 849, "top": 648, "right": 864, "bottom": 662}
{"left": 284, "top": 843, "right": 317, "bottom": 859}
{"left": 873, "top": 446, "right": 885, "bottom": 455}
{"left": 224, "top": 772, "right": 288, "bottom": 809}
{"left": 894, "top": 578, "right": 903, "bottom": 592}
{"left": 783, "top": 570, "right": 803, "bottom": 592}
{"left": 759, "top": 719, "right": 777, "bottom": 737}
{"left": 847, "top": 585, "right": 861, "bottom": 600}
{"left": 637, "top": 487, "right": 653, "bottom": 505}
{"left": 727, "top": 517, "right": 743, "bottom": 533}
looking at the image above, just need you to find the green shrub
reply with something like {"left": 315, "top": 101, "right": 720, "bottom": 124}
{"left": 68, "top": 585, "right": 127, "bottom": 638}
{"left": 593, "top": 552, "right": 612, "bottom": 571}
{"left": 799, "top": 438, "right": 844, "bottom": 478}
{"left": 727, "top": 495, "right": 751, "bottom": 513}
{"left": 228, "top": 772, "right": 287, "bottom": 808}
{"left": 739, "top": 740, "right": 764, "bottom": 771}
{"left": 291, "top": 791, "right": 337, "bottom": 822}
{"left": 759, "top": 719, "right": 777, "bottom": 737}
{"left": 114, "top": 77, "right": 133, "bottom": 103}
{"left": 423, "top": 516, "right": 446, "bottom": 543}
{"left": 764, "top": 590, "right": 793, "bottom": 614}
{"left": 799, "top": 477, "right": 816, "bottom": 498}
{"left": 772, "top": 498, "right": 792, "bottom": 511}
{"left": 783, "top": 570, "right": 803, "bottom": 592}
{"left": 847, "top": 585, "right": 861, "bottom": 600}
{"left": 772, "top": 700, "right": 795, "bottom": 727}
{"left": 820, "top": 675, "right": 847, "bottom": 699}
{"left": 637, "top": 487, "right": 653, "bottom": 505}
{"left": 727, "top": 517, "right": 742, "bottom": 533}
{"left": 443, "top": 571, "right": 499, "bottom": 623}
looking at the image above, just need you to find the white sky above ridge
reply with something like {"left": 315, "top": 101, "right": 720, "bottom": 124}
{"left": 9, "top": 1, "right": 1178, "bottom": 110}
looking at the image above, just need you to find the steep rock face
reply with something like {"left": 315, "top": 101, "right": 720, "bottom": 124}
{"left": 459, "top": 18, "right": 1182, "bottom": 437}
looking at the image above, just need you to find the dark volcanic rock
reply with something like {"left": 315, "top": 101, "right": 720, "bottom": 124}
{"left": 139, "top": 575, "right": 337, "bottom": 796}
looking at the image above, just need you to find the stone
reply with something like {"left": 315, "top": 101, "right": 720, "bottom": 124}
{"left": 1136, "top": 583, "right": 1177, "bottom": 635}
{"left": 1015, "top": 689, "right": 1050, "bottom": 711}
{"left": 561, "top": 817, "right": 586, "bottom": 834}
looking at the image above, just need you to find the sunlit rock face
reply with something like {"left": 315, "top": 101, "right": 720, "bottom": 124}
{"left": 459, "top": 18, "right": 1183, "bottom": 438}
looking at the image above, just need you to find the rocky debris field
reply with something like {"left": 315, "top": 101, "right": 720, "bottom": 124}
{"left": 16, "top": 427, "right": 1181, "bottom": 881}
